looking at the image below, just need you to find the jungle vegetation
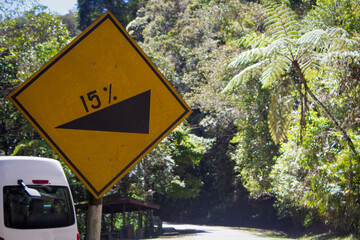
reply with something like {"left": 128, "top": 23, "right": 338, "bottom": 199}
{"left": 1, "top": 0, "right": 360, "bottom": 237}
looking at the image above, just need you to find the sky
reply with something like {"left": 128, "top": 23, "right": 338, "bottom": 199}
{"left": 38, "top": 0, "right": 77, "bottom": 15}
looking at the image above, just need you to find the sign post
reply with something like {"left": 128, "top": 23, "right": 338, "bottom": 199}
{"left": 8, "top": 11, "right": 192, "bottom": 239}
{"left": 86, "top": 194, "right": 103, "bottom": 240}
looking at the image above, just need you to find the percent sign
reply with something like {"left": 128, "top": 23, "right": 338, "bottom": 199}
{"left": 80, "top": 84, "right": 117, "bottom": 113}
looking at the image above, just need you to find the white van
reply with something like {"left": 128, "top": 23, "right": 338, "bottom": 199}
{"left": 0, "top": 156, "right": 79, "bottom": 240}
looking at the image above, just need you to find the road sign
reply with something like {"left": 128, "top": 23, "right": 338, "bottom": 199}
{"left": 8, "top": 12, "right": 192, "bottom": 198}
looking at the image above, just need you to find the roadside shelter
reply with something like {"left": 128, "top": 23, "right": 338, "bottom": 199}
{"left": 76, "top": 194, "right": 160, "bottom": 239}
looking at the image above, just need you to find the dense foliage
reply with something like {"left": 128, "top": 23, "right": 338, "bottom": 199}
{"left": 2, "top": 0, "right": 360, "bottom": 237}
{"left": 77, "top": 0, "right": 148, "bottom": 30}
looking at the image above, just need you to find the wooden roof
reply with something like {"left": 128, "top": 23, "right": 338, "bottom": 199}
{"left": 76, "top": 194, "right": 160, "bottom": 213}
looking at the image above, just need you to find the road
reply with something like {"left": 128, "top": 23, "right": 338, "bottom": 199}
{"left": 156, "top": 223, "right": 288, "bottom": 240}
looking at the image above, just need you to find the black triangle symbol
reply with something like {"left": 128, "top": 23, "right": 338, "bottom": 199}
{"left": 56, "top": 90, "right": 151, "bottom": 133}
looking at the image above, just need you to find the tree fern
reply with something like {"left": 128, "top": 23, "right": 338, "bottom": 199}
{"left": 224, "top": 3, "right": 360, "bottom": 161}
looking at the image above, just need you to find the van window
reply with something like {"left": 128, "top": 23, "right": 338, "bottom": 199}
{"left": 3, "top": 185, "right": 75, "bottom": 229}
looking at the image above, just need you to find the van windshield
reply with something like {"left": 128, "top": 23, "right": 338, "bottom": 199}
{"left": 3, "top": 185, "right": 75, "bottom": 229}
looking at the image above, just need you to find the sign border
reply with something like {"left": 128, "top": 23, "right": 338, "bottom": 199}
{"left": 8, "top": 12, "right": 191, "bottom": 198}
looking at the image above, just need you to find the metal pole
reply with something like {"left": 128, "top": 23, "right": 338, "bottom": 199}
{"left": 86, "top": 193, "right": 103, "bottom": 240}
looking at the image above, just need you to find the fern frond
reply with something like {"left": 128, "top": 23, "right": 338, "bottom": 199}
{"left": 268, "top": 80, "right": 294, "bottom": 144}
{"left": 298, "top": 57, "right": 320, "bottom": 81}
{"left": 320, "top": 28, "right": 359, "bottom": 55}
{"left": 327, "top": 27, "right": 349, "bottom": 38}
{"left": 266, "top": 37, "right": 295, "bottom": 56}
{"left": 223, "top": 60, "right": 269, "bottom": 93}
{"left": 233, "top": 32, "right": 273, "bottom": 49}
{"left": 303, "top": 65, "right": 320, "bottom": 82}
{"left": 264, "top": 4, "right": 299, "bottom": 39}
{"left": 297, "top": 29, "right": 328, "bottom": 47}
{"left": 229, "top": 46, "right": 269, "bottom": 67}
{"left": 269, "top": 106, "right": 290, "bottom": 144}
{"left": 247, "top": 34, "right": 274, "bottom": 48}
{"left": 261, "top": 57, "right": 291, "bottom": 87}
{"left": 326, "top": 37, "right": 359, "bottom": 52}
{"left": 297, "top": 28, "right": 358, "bottom": 54}
{"left": 318, "top": 51, "right": 360, "bottom": 65}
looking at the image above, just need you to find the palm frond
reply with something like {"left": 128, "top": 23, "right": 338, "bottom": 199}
{"left": 223, "top": 60, "right": 269, "bottom": 93}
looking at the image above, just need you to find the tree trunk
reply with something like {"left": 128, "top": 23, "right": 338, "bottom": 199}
{"left": 288, "top": 77, "right": 307, "bottom": 143}
{"left": 292, "top": 60, "right": 358, "bottom": 187}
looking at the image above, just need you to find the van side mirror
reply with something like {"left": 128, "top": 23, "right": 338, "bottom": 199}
{"left": 17, "top": 179, "right": 41, "bottom": 199}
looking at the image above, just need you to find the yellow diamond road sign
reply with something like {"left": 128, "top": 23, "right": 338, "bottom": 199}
{"left": 8, "top": 12, "right": 192, "bottom": 198}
